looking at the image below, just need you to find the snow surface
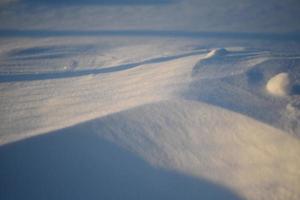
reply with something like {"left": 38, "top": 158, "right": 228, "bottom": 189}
{"left": 0, "top": 0, "right": 300, "bottom": 200}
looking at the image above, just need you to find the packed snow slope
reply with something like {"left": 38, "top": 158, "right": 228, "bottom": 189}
{"left": 1, "top": 99, "right": 300, "bottom": 200}
{"left": 1, "top": 47, "right": 300, "bottom": 200}
{"left": 1, "top": 0, "right": 300, "bottom": 200}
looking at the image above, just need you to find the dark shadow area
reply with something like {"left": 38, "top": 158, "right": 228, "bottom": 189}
{"left": 0, "top": 29, "right": 299, "bottom": 42}
{"left": 10, "top": 54, "right": 71, "bottom": 61}
{"left": 246, "top": 68, "right": 264, "bottom": 85}
{"left": 0, "top": 50, "right": 203, "bottom": 82}
{"left": 0, "top": 120, "right": 243, "bottom": 200}
{"left": 6, "top": 44, "right": 96, "bottom": 61}
{"left": 11, "top": 46, "right": 55, "bottom": 56}
{"left": 291, "top": 84, "right": 300, "bottom": 95}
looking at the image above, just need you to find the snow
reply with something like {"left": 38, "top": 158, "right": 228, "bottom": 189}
{"left": 0, "top": 0, "right": 300, "bottom": 199}
{"left": 1, "top": 99, "right": 300, "bottom": 200}
{"left": 96, "top": 100, "right": 300, "bottom": 200}
{"left": 266, "top": 72, "right": 290, "bottom": 96}
{"left": 204, "top": 48, "right": 228, "bottom": 58}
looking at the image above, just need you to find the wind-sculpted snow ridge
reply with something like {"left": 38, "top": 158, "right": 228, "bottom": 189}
{"left": 0, "top": 46, "right": 300, "bottom": 199}
{"left": 96, "top": 100, "right": 300, "bottom": 200}
{"left": 1, "top": 99, "right": 299, "bottom": 200}
{"left": 0, "top": 53, "right": 205, "bottom": 144}
{"left": 1, "top": 0, "right": 300, "bottom": 199}
{"left": 1, "top": 47, "right": 300, "bottom": 144}
{"left": 0, "top": 104, "right": 244, "bottom": 200}
{"left": 0, "top": 38, "right": 206, "bottom": 75}
{"left": 189, "top": 48, "right": 300, "bottom": 136}
{"left": 192, "top": 48, "right": 270, "bottom": 79}
{"left": 0, "top": 49, "right": 208, "bottom": 82}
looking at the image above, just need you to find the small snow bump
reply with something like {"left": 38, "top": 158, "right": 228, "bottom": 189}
{"left": 266, "top": 72, "right": 290, "bottom": 97}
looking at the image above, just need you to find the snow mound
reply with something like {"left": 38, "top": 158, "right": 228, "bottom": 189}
{"left": 0, "top": 107, "right": 243, "bottom": 200}
{"left": 1, "top": 99, "right": 299, "bottom": 200}
{"left": 96, "top": 100, "right": 300, "bottom": 200}
{"left": 266, "top": 73, "right": 290, "bottom": 96}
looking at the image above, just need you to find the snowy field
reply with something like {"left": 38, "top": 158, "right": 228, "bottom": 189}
{"left": 0, "top": 0, "right": 300, "bottom": 199}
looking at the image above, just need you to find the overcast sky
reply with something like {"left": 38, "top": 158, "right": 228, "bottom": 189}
{"left": 0, "top": 0, "right": 299, "bottom": 33}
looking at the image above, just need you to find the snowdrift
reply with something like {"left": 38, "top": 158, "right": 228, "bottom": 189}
{"left": 1, "top": 100, "right": 299, "bottom": 200}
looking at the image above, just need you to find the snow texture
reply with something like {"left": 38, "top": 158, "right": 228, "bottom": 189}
{"left": 0, "top": 0, "right": 300, "bottom": 200}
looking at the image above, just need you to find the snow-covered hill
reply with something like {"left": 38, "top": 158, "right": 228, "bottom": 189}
{"left": 0, "top": 0, "right": 300, "bottom": 199}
